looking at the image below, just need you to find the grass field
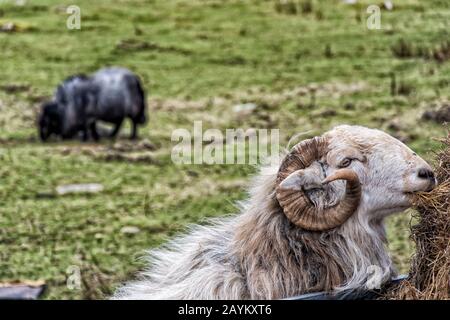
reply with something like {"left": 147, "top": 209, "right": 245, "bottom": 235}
{"left": 0, "top": 0, "right": 449, "bottom": 299}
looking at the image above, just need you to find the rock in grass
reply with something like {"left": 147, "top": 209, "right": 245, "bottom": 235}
{"left": 384, "top": 1, "right": 394, "bottom": 11}
{"left": 56, "top": 183, "right": 104, "bottom": 196}
{"left": 0, "top": 21, "right": 34, "bottom": 33}
{"left": 0, "top": 22, "right": 17, "bottom": 33}
{"left": 120, "top": 226, "right": 141, "bottom": 235}
{"left": 422, "top": 104, "right": 450, "bottom": 124}
{"left": 233, "top": 103, "right": 257, "bottom": 116}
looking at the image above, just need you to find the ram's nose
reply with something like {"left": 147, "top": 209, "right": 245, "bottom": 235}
{"left": 417, "top": 167, "right": 437, "bottom": 191}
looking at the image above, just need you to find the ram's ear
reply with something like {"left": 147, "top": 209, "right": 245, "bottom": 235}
{"left": 279, "top": 168, "right": 323, "bottom": 192}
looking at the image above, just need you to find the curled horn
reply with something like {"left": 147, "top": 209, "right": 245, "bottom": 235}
{"left": 276, "top": 137, "right": 361, "bottom": 231}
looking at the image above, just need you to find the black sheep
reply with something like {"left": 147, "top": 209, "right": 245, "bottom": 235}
{"left": 38, "top": 67, "right": 147, "bottom": 141}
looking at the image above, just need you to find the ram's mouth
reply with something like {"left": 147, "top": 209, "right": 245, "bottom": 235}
{"left": 403, "top": 181, "right": 437, "bottom": 195}
{"left": 403, "top": 191, "right": 422, "bottom": 200}
{"left": 404, "top": 187, "right": 435, "bottom": 195}
{"left": 399, "top": 192, "right": 419, "bottom": 207}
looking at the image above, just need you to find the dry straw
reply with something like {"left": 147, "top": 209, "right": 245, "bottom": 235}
{"left": 385, "top": 134, "right": 450, "bottom": 299}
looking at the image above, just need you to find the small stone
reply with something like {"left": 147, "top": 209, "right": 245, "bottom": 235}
{"left": 232, "top": 103, "right": 257, "bottom": 115}
{"left": 422, "top": 104, "right": 450, "bottom": 123}
{"left": 56, "top": 183, "right": 104, "bottom": 195}
{"left": 384, "top": 1, "right": 394, "bottom": 11}
{"left": 120, "top": 226, "right": 140, "bottom": 235}
{"left": 0, "top": 22, "right": 16, "bottom": 33}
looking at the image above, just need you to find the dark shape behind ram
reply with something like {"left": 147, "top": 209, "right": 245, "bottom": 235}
{"left": 38, "top": 67, "right": 147, "bottom": 142}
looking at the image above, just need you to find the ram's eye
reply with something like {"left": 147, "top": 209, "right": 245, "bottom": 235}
{"left": 339, "top": 158, "right": 352, "bottom": 168}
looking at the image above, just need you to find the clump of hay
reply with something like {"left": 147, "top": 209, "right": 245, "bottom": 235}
{"left": 385, "top": 133, "right": 450, "bottom": 299}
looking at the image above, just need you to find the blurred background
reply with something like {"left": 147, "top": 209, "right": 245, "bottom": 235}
{"left": 0, "top": 0, "right": 449, "bottom": 299}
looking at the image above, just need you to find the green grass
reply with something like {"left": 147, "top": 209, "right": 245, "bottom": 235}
{"left": 0, "top": 0, "right": 449, "bottom": 299}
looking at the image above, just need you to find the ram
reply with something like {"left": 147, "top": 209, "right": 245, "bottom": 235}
{"left": 113, "top": 125, "right": 436, "bottom": 299}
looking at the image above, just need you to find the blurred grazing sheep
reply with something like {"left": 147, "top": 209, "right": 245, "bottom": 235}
{"left": 38, "top": 67, "right": 147, "bottom": 141}
{"left": 112, "top": 125, "right": 436, "bottom": 299}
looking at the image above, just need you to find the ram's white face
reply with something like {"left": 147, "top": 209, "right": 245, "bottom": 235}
{"left": 324, "top": 125, "right": 436, "bottom": 218}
